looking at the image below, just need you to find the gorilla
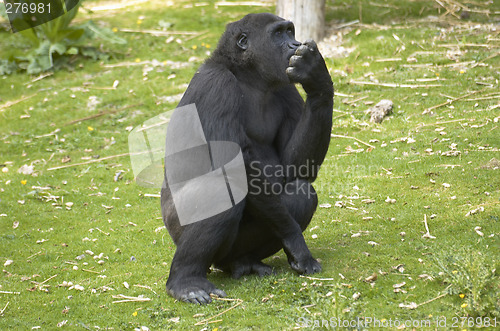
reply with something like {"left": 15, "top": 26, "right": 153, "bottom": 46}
{"left": 161, "top": 13, "right": 334, "bottom": 304}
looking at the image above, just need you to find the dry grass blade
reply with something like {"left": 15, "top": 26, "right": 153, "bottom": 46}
{"left": 0, "top": 301, "right": 9, "bottom": 316}
{"left": 112, "top": 294, "right": 151, "bottom": 304}
{"left": 47, "top": 152, "right": 132, "bottom": 171}
{"left": 349, "top": 80, "right": 441, "bottom": 88}
{"left": 194, "top": 297, "right": 243, "bottom": 326}
{"left": 331, "top": 134, "right": 376, "bottom": 149}
{"left": 0, "top": 94, "right": 37, "bottom": 112}
{"left": 65, "top": 104, "right": 142, "bottom": 126}
{"left": 423, "top": 89, "right": 485, "bottom": 114}
{"left": 119, "top": 28, "right": 206, "bottom": 37}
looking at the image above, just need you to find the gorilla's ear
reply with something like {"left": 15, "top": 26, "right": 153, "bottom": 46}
{"left": 237, "top": 33, "right": 248, "bottom": 50}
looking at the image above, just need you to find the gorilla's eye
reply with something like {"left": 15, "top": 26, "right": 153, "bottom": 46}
{"left": 237, "top": 33, "right": 248, "bottom": 50}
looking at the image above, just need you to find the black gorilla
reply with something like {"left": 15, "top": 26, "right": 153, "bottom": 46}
{"left": 161, "top": 13, "right": 334, "bottom": 304}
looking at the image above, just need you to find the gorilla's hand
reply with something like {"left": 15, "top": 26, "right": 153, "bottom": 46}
{"left": 286, "top": 40, "right": 332, "bottom": 96}
{"left": 289, "top": 255, "right": 322, "bottom": 275}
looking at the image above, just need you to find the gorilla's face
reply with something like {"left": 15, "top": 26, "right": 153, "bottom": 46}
{"left": 216, "top": 13, "right": 302, "bottom": 89}
{"left": 246, "top": 15, "right": 301, "bottom": 86}
{"left": 266, "top": 20, "right": 302, "bottom": 81}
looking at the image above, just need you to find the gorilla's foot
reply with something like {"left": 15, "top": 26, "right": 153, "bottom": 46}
{"left": 166, "top": 277, "right": 226, "bottom": 304}
{"left": 226, "top": 258, "right": 274, "bottom": 279}
{"left": 289, "top": 255, "right": 322, "bottom": 275}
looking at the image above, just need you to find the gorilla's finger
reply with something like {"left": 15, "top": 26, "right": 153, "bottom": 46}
{"left": 302, "top": 39, "right": 318, "bottom": 51}
{"left": 295, "top": 45, "right": 310, "bottom": 56}
{"left": 289, "top": 55, "right": 302, "bottom": 66}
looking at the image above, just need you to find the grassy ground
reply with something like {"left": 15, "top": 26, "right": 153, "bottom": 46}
{"left": 0, "top": 0, "right": 499, "bottom": 329}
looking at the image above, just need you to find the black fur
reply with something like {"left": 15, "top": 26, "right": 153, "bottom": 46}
{"left": 161, "top": 13, "right": 334, "bottom": 304}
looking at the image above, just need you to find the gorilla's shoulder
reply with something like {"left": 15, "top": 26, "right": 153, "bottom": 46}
{"left": 179, "top": 61, "right": 243, "bottom": 112}
{"left": 186, "top": 61, "right": 240, "bottom": 94}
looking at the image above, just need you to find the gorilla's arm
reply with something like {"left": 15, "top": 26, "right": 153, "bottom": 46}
{"left": 279, "top": 40, "right": 334, "bottom": 181}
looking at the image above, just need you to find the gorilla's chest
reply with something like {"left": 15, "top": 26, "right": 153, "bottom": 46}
{"left": 243, "top": 96, "right": 284, "bottom": 145}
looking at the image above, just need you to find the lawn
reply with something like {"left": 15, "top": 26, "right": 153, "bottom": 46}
{"left": 0, "top": 0, "right": 499, "bottom": 329}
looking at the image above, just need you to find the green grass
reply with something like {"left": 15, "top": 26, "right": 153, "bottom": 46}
{"left": 0, "top": 0, "right": 499, "bottom": 329}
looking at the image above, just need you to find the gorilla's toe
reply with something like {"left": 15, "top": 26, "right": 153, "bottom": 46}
{"left": 167, "top": 278, "right": 224, "bottom": 305}
{"left": 252, "top": 262, "right": 274, "bottom": 277}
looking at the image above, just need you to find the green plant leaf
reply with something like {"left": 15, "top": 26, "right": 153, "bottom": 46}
{"left": 19, "top": 29, "right": 40, "bottom": 46}
{"left": 60, "top": 28, "right": 85, "bottom": 42}
{"left": 0, "top": 60, "right": 17, "bottom": 75}
{"left": 50, "top": 43, "right": 67, "bottom": 56}
{"left": 82, "top": 21, "right": 127, "bottom": 44}
{"left": 67, "top": 47, "right": 79, "bottom": 55}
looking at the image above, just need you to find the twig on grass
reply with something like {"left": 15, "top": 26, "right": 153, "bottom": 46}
{"left": 38, "top": 274, "right": 58, "bottom": 286}
{"left": 119, "top": 28, "right": 201, "bottom": 37}
{"left": 438, "top": 43, "right": 493, "bottom": 49}
{"left": 435, "top": 0, "right": 461, "bottom": 19}
{"left": 144, "top": 194, "right": 161, "bottom": 198}
{"left": 471, "top": 51, "right": 500, "bottom": 68}
{"left": 24, "top": 72, "right": 53, "bottom": 85}
{"left": 0, "top": 291, "right": 20, "bottom": 295}
{"left": 47, "top": 152, "right": 132, "bottom": 171}
{"left": 299, "top": 275, "right": 335, "bottom": 281}
{"left": 194, "top": 297, "right": 243, "bottom": 326}
{"left": 423, "top": 89, "right": 485, "bottom": 114}
{"left": 332, "top": 20, "right": 359, "bottom": 30}
{"left": 112, "top": 294, "right": 151, "bottom": 304}
{"left": 343, "top": 96, "right": 368, "bottom": 105}
{"left": 416, "top": 118, "right": 466, "bottom": 129}
{"left": 215, "top": 1, "right": 271, "bottom": 7}
{"left": 333, "top": 113, "right": 349, "bottom": 120}
{"left": 464, "top": 95, "right": 500, "bottom": 101}
{"left": 331, "top": 134, "right": 376, "bottom": 149}
{"left": 133, "top": 285, "right": 158, "bottom": 295}
{"left": 0, "top": 301, "right": 9, "bottom": 316}
{"left": 400, "top": 285, "right": 451, "bottom": 310}
{"left": 95, "top": 227, "right": 110, "bottom": 236}
{"left": 418, "top": 292, "right": 447, "bottom": 307}
{"left": 375, "top": 57, "right": 402, "bottom": 62}
{"left": 27, "top": 251, "right": 42, "bottom": 260}
{"left": 349, "top": 80, "right": 441, "bottom": 88}
{"left": 422, "top": 215, "right": 436, "bottom": 239}
{"left": 335, "top": 92, "right": 354, "bottom": 98}
{"left": 0, "top": 94, "right": 37, "bottom": 112}
{"left": 65, "top": 103, "right": 143, "bottom": 125}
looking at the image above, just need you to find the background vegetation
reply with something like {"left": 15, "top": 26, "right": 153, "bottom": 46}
{"left": 0, "top": 0, "right": 498, "bottom": 329}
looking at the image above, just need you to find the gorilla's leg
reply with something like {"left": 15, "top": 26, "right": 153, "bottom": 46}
{"left": 216, "top": 179, "right": 317, "bottom": 278}
{"left": 165, "top": 202, "right": 244, "bottom": 304}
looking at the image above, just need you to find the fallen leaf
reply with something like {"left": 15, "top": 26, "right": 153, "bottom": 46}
{"left": 364, "top": 273, "right": 377, "bottom": 282}
{"left": 17, "top": 164, "right": 34, "bottom": 175}
{"left": 393, "top": 282, "right": 406, "bottom": 289}
{"left": 466, "top": 206, "right": 484, "bottom": 217}
{"left": 399, "top": 302, "right": 418, "bottom": 309}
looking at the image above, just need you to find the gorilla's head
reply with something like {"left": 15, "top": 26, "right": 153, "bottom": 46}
{"left": 212, "top": 13, "right": 302, "bottom": 88}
